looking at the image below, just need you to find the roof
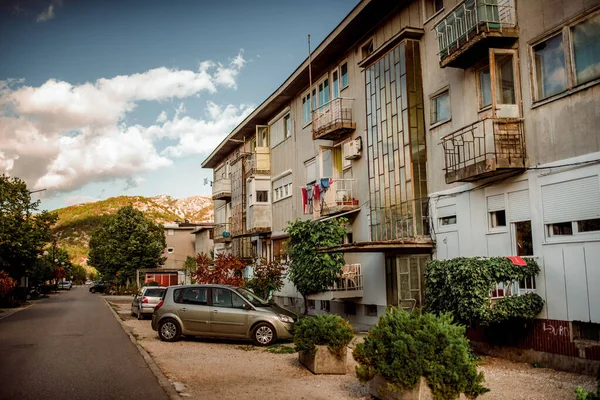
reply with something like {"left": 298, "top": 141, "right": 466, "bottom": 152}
{"left": 191, "top": 223, "right": 215, "bottom": 234}
{"left": 202, "top": 0, "right": 405, "bottom": 169}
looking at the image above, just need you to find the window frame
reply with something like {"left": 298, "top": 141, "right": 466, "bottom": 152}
{"left": 423, "top": 0, "right": 444, "bottom": 22}
{"left": 530, "top": 10, "right": 600, "bottom": 104}
{"left": 339, "top": 61, "right": 349, "bottom": 90}
{"left": 546, "top": 218, "right": 600, "bottom": 238}
{"left": 272, "top": 173, "right": 293, "bottom": 203}
{"left": 429, "top": 87, "right": 451, "bottom": 126}
{"left": 439, "top": 215, "right": 457, "bottom": 227}
{"left": 255, "top": 190, "right": 269, "bottom": 203}
{"left": 302, "top": 91, "right": 312, "bottom": 126}
{"left": 476, "top": 64, "right": 493, "bottom": 110}
{"left": 489, "top": 209, "right": 507, "bottom": 230}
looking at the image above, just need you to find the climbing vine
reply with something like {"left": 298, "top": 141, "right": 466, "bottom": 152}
{"left": 424, "top": 257, "right": 544, "bottom": 325}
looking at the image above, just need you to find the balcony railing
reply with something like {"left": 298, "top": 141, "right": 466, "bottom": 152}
{"left": 490, "top": 276, "right": 536, "bottom": 301}
{"left": 441, "top": 118, "right": 526, "bottom": 183}
{"left": 245, "top": 149, "right": 270, "bottom": 176}
{"left": 213, "top": 223, "right": 232, "bottom": 243}
{"left": 312, "top": 98, "right": 356, "bottom": 141}
{"left": 308, "top": 264, "right": 364, "bottom": 301}
{"left": 312, "top": 178, "right": 360, "bottom": 217}
{"left": 246, "top": 203, "right": 271, "bottom": 235}
{"left": 435, "top": 0, "right": 518, "bottom": 68}
{"left": 212, "top": 177, "right": 231, "bottom": 200}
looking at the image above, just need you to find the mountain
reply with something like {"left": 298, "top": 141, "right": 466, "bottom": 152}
{"left": 52, "top": 195, "right": 213, "bottom": 266}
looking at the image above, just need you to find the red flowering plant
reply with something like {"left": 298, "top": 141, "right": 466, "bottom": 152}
{"left": 192, "top": 253, "right": 246, "bottom": 287}
{"left": 0, "top": 270, "right": 17, "bottom": 298}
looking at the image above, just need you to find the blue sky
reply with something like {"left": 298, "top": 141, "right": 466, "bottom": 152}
{"left": 0, "top": 0, "right": 358, "bottom": 211}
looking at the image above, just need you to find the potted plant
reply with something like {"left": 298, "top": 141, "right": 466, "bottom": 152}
{"left": 353, "top": 308, "right": 489, "bottom": 400}
{"left": 294, "top": 313, "right": 354, "bottom": 374}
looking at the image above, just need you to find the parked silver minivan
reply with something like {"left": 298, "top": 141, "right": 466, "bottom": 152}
{"left": 151, "top": 284, "right": 296, "bottom": 346}
{"left": 131, "top": 286, "right": 167, "bottom": 320}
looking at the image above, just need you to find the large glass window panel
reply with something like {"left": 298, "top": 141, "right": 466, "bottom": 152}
{"left": 572, "top": 13, "right": 600, "bottom": 85}
{"left": 479, "top": 67, "right": 492, "bottom": 108}
{"left": 322, "top": 149, "right": 333, "bottom": 178}
{"left": 341, "top": 63, "right": 348, "bottom": 88}
{"left": 533, "top": 34, "right": 567, "bottom": 99}
{"left": 494, "top": 53, "right": 516, "bottom": 104}
{"left": 332, "top": 71, "right": 339, "bottom": 98}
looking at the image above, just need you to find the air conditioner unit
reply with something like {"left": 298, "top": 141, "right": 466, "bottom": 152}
{"left": 344, "top": 137, "right": 362, "bottom": 160}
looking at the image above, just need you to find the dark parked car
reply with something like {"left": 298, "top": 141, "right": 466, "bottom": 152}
{"left": 89, "top": 282, "right": 109, "bottom": 294}
{"left": 151, "top": 284, "right": 297, "bottom": 345}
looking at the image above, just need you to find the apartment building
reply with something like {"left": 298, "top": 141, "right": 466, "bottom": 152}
{"left": 203, "top": 0, "right": 600, "bottom": 363}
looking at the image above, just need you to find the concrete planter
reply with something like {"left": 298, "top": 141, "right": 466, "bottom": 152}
{"left": 369, "top": 375, "right": 433, "bottom": 400}
{"left": 298, "top": 345, "right": 347, "bottom": 375}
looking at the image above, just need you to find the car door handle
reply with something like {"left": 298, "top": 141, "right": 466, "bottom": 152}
{"left": 179, "top": 308, "right": 187, "bottom": 311}
{"left": 212, "top": 310, "right": 218, "bottom": 313}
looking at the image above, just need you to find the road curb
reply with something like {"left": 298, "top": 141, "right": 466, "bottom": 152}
{"left": 0, "top": 303, "right": 33, "bottom": 322}
{"left": 103, "top": 298, "right": 181, "bottom": 400}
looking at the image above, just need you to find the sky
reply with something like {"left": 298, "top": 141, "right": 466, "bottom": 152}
{"left": 0, "top": 0, "right": 359, "bottom": 211}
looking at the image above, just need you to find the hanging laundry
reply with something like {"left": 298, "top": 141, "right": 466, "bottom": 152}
{"left": 301, "top": 187, "right": 308, "bottom": 214}
{"left": 314, "top": 184, "right": 320, "bottom": 200}
{"left": 320, "top": 177, "right": 331, "bottom": 191}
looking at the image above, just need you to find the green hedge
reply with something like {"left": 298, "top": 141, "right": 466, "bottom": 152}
{"left": 424, "top": 257, "right": 544, "bottom": 325}
{"left": 293, "top": 313, "right": 354, "bottom": 360}
{"left": 353, "top": 308, "right": 489, "bottom": 400}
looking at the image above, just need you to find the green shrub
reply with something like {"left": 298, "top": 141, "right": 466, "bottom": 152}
{"left": 575, "top": 366, "right": 600, "bottom": 400}
{"left": 293, "top": 313, "right": 354, "bottom": 359}
{"left": 353, "top": 308, "right": 489, "bottom": 400}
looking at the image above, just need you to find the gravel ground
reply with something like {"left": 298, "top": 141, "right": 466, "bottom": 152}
{"left": 107, "top": 298, "right": 596, "bottom": 400}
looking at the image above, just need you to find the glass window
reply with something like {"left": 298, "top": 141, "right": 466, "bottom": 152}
{"left": 549, "top": 221, "right": 573, "bottom": 236}
{"left": 322, "top": 149, "right": 333, "bottom": 178}
{"left": 572, "top": 13, "right": 600, "bottom": 85}
{"left": 341, "top": 63, "right": 348, "bottom": 88}
{"left": 533, "top": 34, "right": 567, "bottom": 99}
{"left": 478, "top": 67, "right": 492, "bottom": 108}
{"left": 283, "top": 114, "right": 291, "bottom": 138}
{"left": 231, "top": 293, "right": 246, "bottom": 309}
{"left": 256, "top": 190, "right": 268, "bottom": 203}
{"left": 578, "top": 218, "right": 600, "bottom": 232}
{"left": 494, "top": 53, "right": 516, "bottom": 104}
{"left": 302, "top": 94, "right": 311, "bottom": 123}
{"left": 332, "top": 71, "right": 339, "bottom": 99}
{"left": 177, "top": 287, "right": 207, "bottom": 305}
{"left": 318, "top": 79, "right": 330, "bottom": 107}
{"left": 439, "top": 215, "right": 456, "bottom": 226}
{"left": 515, "top": 221, "right": 533, "bottom": 256}
{"left": 167, "top": 247, "right": 174, "bottom": 254}
{"left": 430, "top": 90, "right": 450, "bottom": 124}
{"left": 236, "top": 287, "right": 270, "bottom": 307}
{"left": 489, "top": 210, "right": 506, "bottom": 228}
{"left": 311, "top": 88, "right": 317, "bottom": 111}
{"left": 212, "top": 288, "right": 232, "bottom": 308}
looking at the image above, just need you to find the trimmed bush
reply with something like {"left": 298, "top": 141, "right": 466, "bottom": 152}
{"left": 293, "top": 314, "right": 354, "bottom": 360}
{"left": 353, "top": 308, "right": 489, "bottom": 400}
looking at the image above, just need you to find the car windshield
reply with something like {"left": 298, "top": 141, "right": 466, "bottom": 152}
{"left": 145, "top": 289, "right": 165, "bottom": 297}
{"left": 235, "top": 287, "right": 270, "bottom": 307}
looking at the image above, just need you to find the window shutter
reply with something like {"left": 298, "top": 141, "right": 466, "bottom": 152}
{"left": 437, "top": 205, "right": 456, "bottom": 218}
{"left": 541, "top": 176, "right": 600, "bottom": 224}
{"left": 508, "top": 190, "right": 530, "bottom": 222}
{"left": 487, "top": 194, "right": 505, "bottom": 212}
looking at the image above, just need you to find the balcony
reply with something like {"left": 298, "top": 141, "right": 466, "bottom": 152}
{"left": 212, "top": 178, "right": 231, "bottom": 200}
{"left": 245, "top": 148, "right": 270, "bottom": 177}
{"left": 308, "top": 264, "right": 364, "bottom": 300}
{"left": 441, "top": 118, "right": 526, "bottom": 184}
{"left": 490, "top": 275, "right": 536, "bottom": 305}
{"left": 246, "top": 203, "right": 271, "bottom": 236}
{"left": 312, "top": 98, "right": 356, "bottom": 141}
{"left": 314, "top": 179, "right": 360, "bottom": 217}
{"left": 435, "top": 0, "right": 518, "bottom": 68}
{"left": 213, "top": 223, "right": 232, "bottom": 243}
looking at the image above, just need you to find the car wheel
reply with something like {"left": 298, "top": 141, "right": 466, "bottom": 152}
{"left": 158, "top": 318, "right": 181, "bottom": 342}
{"left": 137, "top": 307, "right": 144, "bottom": 320}
{"left": 252, "top": 322, "right": 276, "bottom": 346}
{"left": 91, "top": 288, "right": 96, "bottom": 293}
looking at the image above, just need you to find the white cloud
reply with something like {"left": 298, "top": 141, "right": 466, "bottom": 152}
{"left": 36, "top": 4, "right": 54, "bottom": 22}
{"left": 0, "top": 52, "right": 251, "bottom": 194}
{"left": 64, "top": 195, "right": 101, "bottom": 206}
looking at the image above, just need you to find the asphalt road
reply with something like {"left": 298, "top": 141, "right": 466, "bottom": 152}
{"left": 0, "top": 286, "right": 169, "bottom": 400}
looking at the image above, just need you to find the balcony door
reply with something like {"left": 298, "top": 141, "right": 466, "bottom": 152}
{"left": 489, "top": 48, "right": 521, "bottom": 118}
{"left": 254, "top": 125, "right": 270, "bottom": 171}
{"left": 320, "top": 147, "right": 343, "bottom": 208}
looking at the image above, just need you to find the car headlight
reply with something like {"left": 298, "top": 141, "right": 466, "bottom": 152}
{"left": 278, "top": 315, "right": 294, "bottom": 323}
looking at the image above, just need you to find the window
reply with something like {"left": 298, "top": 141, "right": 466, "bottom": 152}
{"left": 256, "top": 190, "right": 268, "bottom": 203}
{"left": 283, "top": 114, "right": 291, "bottom": 138}
{"left": 167, "top": 247, "right": 174, "bottom": 254}
{"left": 302, "top": 93, "right": 311, "bottom": 124}
{"left": 532, "top": 12, "right": 600, "bottom": 101}
{"left": 361, "top": 41, "right": 374, "bottom": 59}
{"left": 424, "top": 0, "right": 443, "bottom": 19}
{"left": 332, "top": 70, "right": 339, "bottom": 98}
{"left": 344, "top": 301, "right": 356, "bottom": 316}
{"left": 514, "top": 221, "right": 533, "bottom": 256}
{"left": 365, "top": 304, "right": 378, "bottom": 317}
{"left": 340, "top": 62, "right": 348, "bottom": 88}
{"left": 321, "top": 148, "right": 333, "bottom": 178}
{"left": 307, "top": 300, "right": 316, "bottom": 309}
{"left": 478, "top": 66, "right": 492, "bottom": 108}
{"left": 439, "top": 215, "right": 457, "bottom": 226}
{"left": 489, "top": 210, "right": 507, "bottom": 228}
{"left": 312, "top": 88, "right": 317, "bottom": 111}
{"left": 494, "top": 53, "right": 516, "bottom": 105}
{"left": 175, "top": 287, "right": 207, "bottom": 305}
{"left": 318, "top": 78, "right": 330, "bottom": 107}
{"left": 167, "top": 229, "right": 174, "bottom": 236}
{"left": 273, "top": 174, "right": 292, "bottom": 202}
{"left": 212, "top": 288, "right": 233, "bottom": 308}
{"left": 320, "top": 300, "right": 330, "bottom": 312}
{"left": 430, "top": 90, "right": 450, "bottom": 125}
{"left": 578, "top": 218, "right": 600, "bottom": 232}
{"left": 548, "top": 218, "right": 600, "bottom": 236}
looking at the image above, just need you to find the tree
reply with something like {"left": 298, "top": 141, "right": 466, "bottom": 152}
{"left": 192, "top": 252, "right": 246, "bottom": 286}
{"left": 88, "top": 205, "right": 166, "bottom": 284}
{"left": 284, "top": 218, "right": 347, "bottom": 314}
{"left": 0, "top": 270, "right": 17, "bottom": 298}
{"left": 0, "top": 175, "right": 57, "bottom": 280}
{"left": 183, "top": 256, "right": 197, "bottom": 284}
{"left": 245, "top": 258, "right": 286, "bottom": 300}
{"left": 70, "top": 264, "right": 87, "bottom": 284}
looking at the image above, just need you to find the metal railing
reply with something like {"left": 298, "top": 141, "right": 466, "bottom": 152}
{"left": 313, "top": 178, "right": 359, "bottom": 215}
{"left": 441, "top": 118, "right": 525, "bottom": 179}
{"left": 435, "top": 0, "right": 517, "bottom": 58}
{"left": 332, "top": 264, "right": 363, "bottom": 291}
{"left": 214, "top": 223, "right": 232, "bottom": 241}
{"left": 491, "top": 276, "right": 536, "bottom": 299}
{"left": 312, "top": 98, "right": 355, "bottom": 139}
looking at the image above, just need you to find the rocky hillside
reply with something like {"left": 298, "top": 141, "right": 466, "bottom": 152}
{"left": 52, "top": 195, "right": 213, "bottom": 266}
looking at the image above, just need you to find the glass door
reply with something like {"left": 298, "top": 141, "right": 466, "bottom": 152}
{"left": 489, "top": 48, "right": 521, "bottom": 118}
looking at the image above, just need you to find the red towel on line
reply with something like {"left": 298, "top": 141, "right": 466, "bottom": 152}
{"left": 301, "top": 187, "right": 308, "bottom": 214}
{"left": 314, "top": 184, "right": 320, "bottom": 200}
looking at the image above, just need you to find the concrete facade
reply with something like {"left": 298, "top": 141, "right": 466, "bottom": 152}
{"left": 202, "top": 0, "right": 600, "bottom": 359}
